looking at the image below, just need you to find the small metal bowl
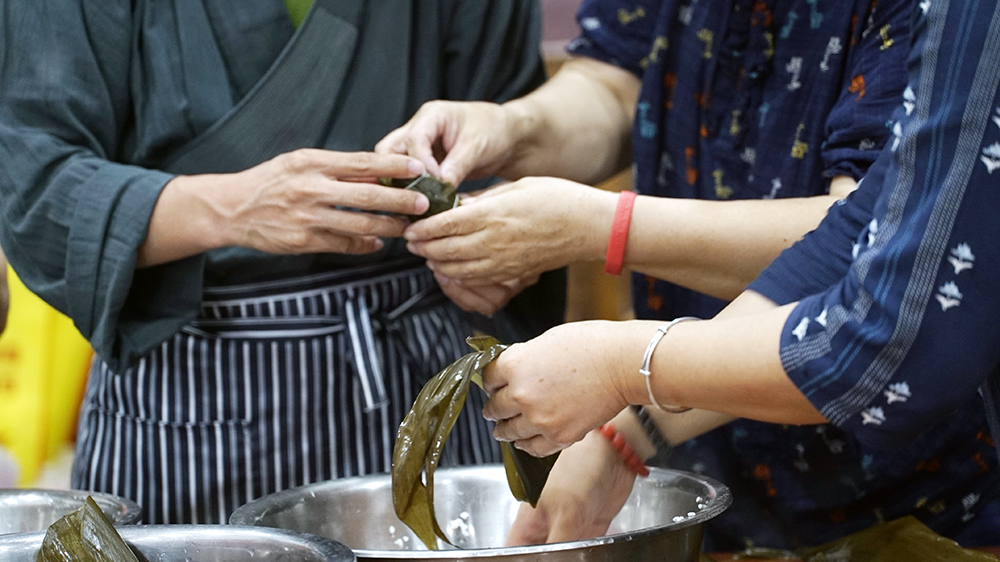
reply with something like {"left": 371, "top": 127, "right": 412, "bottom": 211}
{"left": 0, "top": 525, "right": 356, "bottom": 562}
{"left": 0, "top": 488, "right": 142, "bottom": 535}
{"left": 230, "top": 465, "right": 731, "bottom": 562}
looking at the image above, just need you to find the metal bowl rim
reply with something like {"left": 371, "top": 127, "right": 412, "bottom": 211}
{"left": 230, "top": 466, "right": 732, "bottom": 558}
{"left": 0, "top": 488, "right": 143, "bottom": 524}
{"left": 1, "top": 524, "right": 356, "bottom": 561}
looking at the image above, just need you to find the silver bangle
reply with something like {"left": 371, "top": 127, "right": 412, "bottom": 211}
{"left": 640, "top": 316, "right": 699, "bottom": 414}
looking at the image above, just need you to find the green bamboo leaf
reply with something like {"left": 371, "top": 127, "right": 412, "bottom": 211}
{"left": 37, "top": 497, "right": 140, "bottom": 562}
{"left": 392, "top": 335, "right": 558, "bottom": 550}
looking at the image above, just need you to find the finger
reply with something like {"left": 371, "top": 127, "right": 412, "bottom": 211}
{"left": 436, "top": 277, "right": 503, "bottom": 316}
{"left": 505, "top": 503, "right": 550, "bottom": 547}
{"left": 513, "top": 434, "right": 566, "bottom": 458}
{"left": 406, "top": 233, "right": 489, "bottom": 263}
{"left": 291, "top": 149, "right": 425, "bottom": 179}
{"left": 437, "top": 136, "right": 484, "bottom": 186}
{"left": 404, "top": 204, "right": 485, "bottom": 241}
{"left": 424, "top": 258, "right": 509, "bottom": 284}
{"left": 452, "top": 279, "right": 515, "bottom": 313}
{"left": 276, "top": 230, "right": 384, "bottom": 255}
{"left": 480, "top": 361, "right": 508, "bottom": 397}
{"left": 404, "top": 117, "right": 447, "bottom": 178}
{"left": 374, "top": 126, "right": 409, "bottom": 155}
{"left": 491, "top": 413, "right": 532, "bottom": 441}
{"left": 314, "top": 206, "right": 410, "bottom": 238}
{"left": 313, "top": 180, "right": 430, "bottom": 217}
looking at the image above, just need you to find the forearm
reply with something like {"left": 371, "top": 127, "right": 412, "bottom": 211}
{"left": 500, "top": 58, "right": 638, "bottom": 184}
{"left": 621, "top": 177, "right": 857, "bottom": 301}
{"left": 625, "top": 195, "right": 839, "bottom": 300}
{"left": 634, "top": 290, "right": 791, "bottom": 445}
{"left": 608, "top": 302, "right": 825, "bottom": 426}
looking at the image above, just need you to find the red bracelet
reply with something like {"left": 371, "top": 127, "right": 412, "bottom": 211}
{"left": 598, "top": 424, "right": 650, "bottom": 477}
{"left": 605, "top": 190, "right": 637, "bottom": 275}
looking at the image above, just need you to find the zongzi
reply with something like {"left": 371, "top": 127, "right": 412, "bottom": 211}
{"left": 36, "top": 496, "right": 140, "bottom": 562}
{"left": 380, "top": 173, "right": 458, "bottom": 221}
{"left": 391, "top": 335, "right": 557, "bottom": 550}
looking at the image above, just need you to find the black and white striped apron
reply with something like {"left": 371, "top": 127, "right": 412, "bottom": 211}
{"left": 71, "top": 259, "right": 501, "bottom": 524}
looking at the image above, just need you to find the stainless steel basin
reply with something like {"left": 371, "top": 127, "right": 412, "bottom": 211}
{"left": 230, "top": 465, "right": 731, "bottom": 562}
{"left": 0, "top": 525, "right": 356, "bottom": 562}
{"left": 0, "top": 488, "right": 142, "bottom": 535}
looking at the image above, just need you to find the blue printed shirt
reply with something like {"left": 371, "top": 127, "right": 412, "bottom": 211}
{"left": 571, "top": 0, "right": 999, "bottom": 548}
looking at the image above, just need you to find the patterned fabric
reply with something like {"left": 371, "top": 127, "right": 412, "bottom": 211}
{"left": 569, "top": 0, "right": 907, "bottom": 322}
{"left": 570, "top": 0, "right": 999, "bottom": 549}
{"left": 751, "top": 0, "right": 1000, "bottom": 543}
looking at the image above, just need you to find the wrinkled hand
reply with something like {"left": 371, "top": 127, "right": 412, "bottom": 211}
{"left": 221, "top": 149, "right": 429, "bottom": 255}
{"left": 405, "top": 178, "right": 613, "bottom": 284}
{"left": 482, "top": 321, "right": 631, "bottom": 457}
{"left": 506, "top": 431, "right": 636, "bottom": 546}
{"left": 435, "top": 272, "right": 539, "bottom": 317}
{"left": 374, "top": 100, "right": 516, "bottom": 185}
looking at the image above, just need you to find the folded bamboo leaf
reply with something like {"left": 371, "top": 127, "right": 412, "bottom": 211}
{"left": 380, "top": 173, "right": 458, "bottom": 220}
{"left": 37, "top": 496, "right": 140, "bottom": 562}
{"left": 392, "top": 335, "right": 558, "bottom": 550}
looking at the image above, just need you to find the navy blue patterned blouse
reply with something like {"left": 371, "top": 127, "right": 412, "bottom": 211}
{"left": 568, "top": 0, "right": 999, "bottom": 549}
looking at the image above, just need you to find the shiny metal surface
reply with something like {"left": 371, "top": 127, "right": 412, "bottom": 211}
{"left": 0, "top": 525, "right": 356, "bottom": 562}
{"left": 0, "top": 488, "right": 142, "bottom": 535}
{"left": 230, "top": 465, "right": 731, "bottom": 562}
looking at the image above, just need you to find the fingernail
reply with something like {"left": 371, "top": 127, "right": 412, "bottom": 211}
{"left": 440, "top": 165, "right": 454, "bottom": 184}
{"left": 404, "top": 230, "right": 417, "bottom": 241}
{"left": 407, "top": 159, "right": 425, "bottom": 176}
{"left": 413, "top": 194, "right": 430, "bottom": 214}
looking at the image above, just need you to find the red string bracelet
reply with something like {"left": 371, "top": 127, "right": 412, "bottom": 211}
{"left": 598, "top": 423, "right": 650, "bottom": 477}
{"left": 605, "top": 190, "right": 637, "bottom": 275}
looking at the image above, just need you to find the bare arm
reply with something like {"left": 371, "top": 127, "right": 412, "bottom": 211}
{"left": 482, "top": 290, "right": 823, "bottom": 457}
{"left": 499, "top": 58, "right": 639, "bottom": 183}
{"left": 625, "top": 176, "right": 858, "bottom": 300}
{"left": 405, "top": 176, "right": 857, "bottom": 302}
{"left": 376, "top": 57, "right": 640, "bottom": 186}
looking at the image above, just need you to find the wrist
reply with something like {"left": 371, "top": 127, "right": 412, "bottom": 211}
{"left": 180, "top": 173, "right": 240, "bottom": 250}
{"left": 588, "top": 189, "right": 619, "bottom": 263}
{"left": 138, "top": 174, "right": 231, "bottom": 267}
{"left": 501, "top": 98, "right": 544, "bottom": 175}
{"left": 612, "top": 408, "right": 658, "bottom": 460}
{"left": 610, "top": 322, "right": 664, "bottom": 408}
{"left": 597, "top": 423, "right": 650, "bottom": 477}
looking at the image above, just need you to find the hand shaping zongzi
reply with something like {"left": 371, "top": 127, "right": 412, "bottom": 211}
{"left": 391, "top": 335, "right": 557, "bottom": 550}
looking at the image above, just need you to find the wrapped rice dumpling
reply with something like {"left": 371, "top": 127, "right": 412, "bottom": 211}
{"left": 392, "top": 335, "right": 558, "bottom": 550}
{"left": 380, "top": 173, "right": 458, "bottom": 221}
{"left": 37, "top": 497, "right": 139, "bottom": 562}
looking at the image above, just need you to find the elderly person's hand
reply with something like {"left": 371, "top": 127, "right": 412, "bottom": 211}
{"left": 139, "top": 150, "right": 431, "bottom": 267}
{"left": 481, "top": 320, "right": 638, "bottom": 457}
{"left": 374, "top": 101, "right": 518, "bottom": 186}
{"left": 505, "top": 429, "right": 637, "bottom": 546}
{"left": 405, "top": 178, "right": 615, "bottom": 285}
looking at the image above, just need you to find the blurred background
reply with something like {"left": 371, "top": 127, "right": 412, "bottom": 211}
{"left": 0, "top": 0, "right": 631, "bottom": 491}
